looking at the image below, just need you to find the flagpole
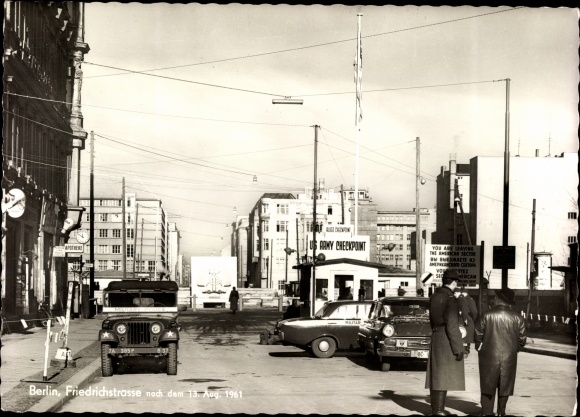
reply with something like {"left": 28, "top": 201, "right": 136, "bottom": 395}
{"left": 354, "top": 13, "right": 362, "bottom": 235}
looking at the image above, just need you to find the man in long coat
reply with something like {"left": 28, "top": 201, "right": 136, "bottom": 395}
{"left": 229, "top": 287, "right": 239, "bottom": 314}
{"left": 425, "top": 270, "right": 465, "bottom": 416}
{"left": 475, "top": 287, "right": 526, "bottom": 416}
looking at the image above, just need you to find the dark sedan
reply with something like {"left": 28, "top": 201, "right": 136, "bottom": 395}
{"left": 277, "top": 301, "right": 372, "bottom": 358}
{"left": 358, "top": 296, "right": 431, "bottom": 371}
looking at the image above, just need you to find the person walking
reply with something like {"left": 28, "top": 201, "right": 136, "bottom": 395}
{"left": 474, "top": 287, "right": 526, "bottom": 416}
{"left": 229, "top": 287, "right": 239, "bottom": 314}
{"left": 425, "top": 270, "right": 465, "bottom": 416}
{"left": 454, "top": 286, "right": 478, "bottom": 358}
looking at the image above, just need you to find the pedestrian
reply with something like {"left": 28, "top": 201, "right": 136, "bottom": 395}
{"left": 474, "top": 287, "right": 526, "bottom": 416}
{"left": 454, "top": 286, "right": 477, "bottom": 358}
{"left": 425, "top": 270, "right": 465, "bottom": 416}
{"left": 229, "top": 287, "right": 239, "bottom": 314}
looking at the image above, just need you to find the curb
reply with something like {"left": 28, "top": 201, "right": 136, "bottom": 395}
{"left": 26, "top": 358, "right": 102, "bottom": 412}
{"left": 521, "top": 347, "right": 576, "bottom": 360}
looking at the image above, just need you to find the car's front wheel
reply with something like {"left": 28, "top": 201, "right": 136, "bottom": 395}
{"left": 101, "top": 344, "right": 113, "bottom": 377}
{"left": 167, "top": 342, "right": 177, "bottom": 375}
{"left": 311, "top": 336, "right": 336, "bottom": 358}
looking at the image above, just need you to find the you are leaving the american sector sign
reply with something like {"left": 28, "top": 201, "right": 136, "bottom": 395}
{"left": 424, "top": 244, "right": 481, "bottom": 286}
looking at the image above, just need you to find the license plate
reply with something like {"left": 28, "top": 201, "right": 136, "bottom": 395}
{"left": 411, "top": 350, "right": 429, "bottom": 358}
{"left": 396, "top": 339, "right": 408, "bottom": 348}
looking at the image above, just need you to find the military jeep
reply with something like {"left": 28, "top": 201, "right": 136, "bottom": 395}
{"left": 98, "top": 280, "right": 182, "bottom": 376}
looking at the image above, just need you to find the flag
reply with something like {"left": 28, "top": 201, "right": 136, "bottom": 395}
{"left": 354, "top": 21, "right": 363, "bottom": 123}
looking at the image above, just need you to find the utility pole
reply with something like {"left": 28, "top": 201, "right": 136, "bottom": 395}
{"left": 133, "top": 203, "right": 139, "bottom": 279}
{"left": 415, "top": 137, "right": 422, "bottom": 291}
{"left": 89, "top": 131, "right": 95, "bottom": 317}
{"left": 122, "top": 177, "right": 126, "bottom": 279}
{"left": 501, "top": 78, "right": 511, "bottom": 289}
{"left": 312, "top": 125, "right": 319, "bottom": 316}
{"left": 526, "top": 199, "right": 536, "bottom": 325}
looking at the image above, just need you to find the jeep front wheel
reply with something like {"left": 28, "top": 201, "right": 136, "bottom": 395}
{"left": 101, "top": 344, "right": 113, "bottom": 377}
{"left": 167, "top": 342, "right": 177, "bottom": 375}
{"left": 311, "top": 336, "right": 336, "bottom": 358}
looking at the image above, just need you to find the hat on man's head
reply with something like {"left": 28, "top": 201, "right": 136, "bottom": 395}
{"left": 494, "top": 288, "right": 516, "bottom": 305}
{"left": 442, "top": 269, "right": 461, "bottom": 282}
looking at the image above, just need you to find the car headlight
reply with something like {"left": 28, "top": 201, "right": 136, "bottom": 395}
{"left": 115, "top": 323, "right": 127, "bottom": 335}
{"left": 382, "top": 324, "right": 395, "bottom": 337}
{"left": 150, "top": 322, "right": 163, "bottom": 335}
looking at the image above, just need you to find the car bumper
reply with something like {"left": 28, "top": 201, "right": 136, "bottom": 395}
{"left": 377, "top": 341, "right": 430, "bottom": 359}
{"left": 107, "top": 347, "right": 172, "bottom": 356}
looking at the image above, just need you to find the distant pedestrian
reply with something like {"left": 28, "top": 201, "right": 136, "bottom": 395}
{"left": 454, "top": 287, "right": 477, "bottom": 358}
{"left": 475, "top": 287, "right": 526, "bottom": 416}
{"left": 229, "top": 287, "right": 239, "bottom": 314}
{"left": 425, "top": 270, "right": 465, "bottom": 416}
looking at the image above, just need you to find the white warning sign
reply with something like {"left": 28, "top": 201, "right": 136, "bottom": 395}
{"left": 424, "top": 244, "right": 481, "bottom": 286}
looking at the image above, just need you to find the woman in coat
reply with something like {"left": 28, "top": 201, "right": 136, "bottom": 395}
{"left": 229, "top": 287, "right": 239, "bottom": 314}
{"left": 474, "top": 288, "right": 526, "bottom": 416}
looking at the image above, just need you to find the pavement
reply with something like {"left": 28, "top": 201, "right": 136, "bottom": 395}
{"left": 1, "top": 311, "right": 576, "bottom": 413}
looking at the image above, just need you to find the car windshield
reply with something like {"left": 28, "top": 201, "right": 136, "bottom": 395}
{"left": 373, "top": 300, "right": 429, "bottom": 319}
{"left": 314, "top": 303, "right": 330, "bottom": 317}
{"left": 106, "top": 291, "right": 177, "bottom": 308}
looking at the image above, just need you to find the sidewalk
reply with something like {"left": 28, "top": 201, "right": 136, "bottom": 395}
{"left": 1, "top": 316, "right": 103, "bottom": 412}
{"left": 1, "top": 311, "right": 576, "bottom": 413}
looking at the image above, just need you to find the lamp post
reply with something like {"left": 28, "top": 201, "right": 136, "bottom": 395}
{"left": 311, "top": 125, "right": 319, "bottom": 316}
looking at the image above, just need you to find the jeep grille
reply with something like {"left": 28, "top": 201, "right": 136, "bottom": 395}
{"left": 127, "top": 322, "right": 151, "bottom": 345}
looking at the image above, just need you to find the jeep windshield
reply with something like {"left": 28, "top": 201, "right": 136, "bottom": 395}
{"left": 103, "top": 280, "right": 179, "bottom": 313}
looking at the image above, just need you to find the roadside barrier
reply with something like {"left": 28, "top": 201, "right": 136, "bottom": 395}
{"left": 520, "top": 311, "right": 574, "bottom": 325}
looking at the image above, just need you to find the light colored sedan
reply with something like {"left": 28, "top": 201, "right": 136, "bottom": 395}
{"left": 277, "top": 301, "right": 372, "bottom": 358}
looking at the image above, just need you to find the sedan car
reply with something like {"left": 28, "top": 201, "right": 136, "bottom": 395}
{"left": 358, "top": 296, "right": 431, "bottom": 371}
{"left": 277, "top": 300, "right": 372, "bottom": 358}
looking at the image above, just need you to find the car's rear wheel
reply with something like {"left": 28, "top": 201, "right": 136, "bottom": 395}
{"left": 101, "top": 344, "right": 113, "bottom": 377}
{"left": 167, "top": 342, "right": 177, "bottom": 375}
{"left": 311, "top": 336, "right": 336, "bottom": 358}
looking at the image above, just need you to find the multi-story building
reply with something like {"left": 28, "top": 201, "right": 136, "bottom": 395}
{"left": 75, "top": 193, "right": 172, "bottom": 288}
{"left": 2, "top": 2, "right": 89, "bottom": 319}
{"left": 434, "top": 152, "right": 578, "bottom": 293}
{"left": 246, "top": 182, "right": 354, "bottom": 290}
{"left": 341, "top": 186, "right": 377, "bottom": 260}
{"left": 376, "top": 208, "right": 436, "bottom": 270}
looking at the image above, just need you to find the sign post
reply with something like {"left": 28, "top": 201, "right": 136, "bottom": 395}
{"left": 51, "top": 281, "right": 76, "bottom": 368}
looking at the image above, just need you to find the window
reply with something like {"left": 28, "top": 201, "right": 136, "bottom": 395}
{"left": 568, "top": 212, "right": 578, "bottom": 219}
{"left": 568, "top": 236, "right": 577, "bottom": 243}
{"left": 112, "top": 229, "right": 121, "bottom": 238}
{"left": 99, "top": 213, "right": 108, "bottom": 222}
{"left": 126, "top": 260, "right": 133, "bottom": 272}
{"left": 148, "top": 261, "right": 156, "bottom": 272}
{"left": 98, "top": 245, "right": 108, "bottom": 254}
{"left": 126, "top": 229, "right": 134, "bottom": 239}
{"left": 99, "top": 229, "right": 108, "bottom": 238}
{"left": 262, "top": 203, "right": 269, "bottom": 214}
{"left": 98, "top": 260, "right": 108, "bottom": 271}
{"left": 126, "top": 244, "right": 134, "bottom": 258}
{"left": 307, "top": 222, "right": 314, "bottom": 232}
{"left": 262, "top": 221, "right": 269, "bottom": 232}
{"left": 263, "top": 238, "right": 270, "bottom": 251}
{"left": 277, "top": 204, "right": 289, "bottom": 215}
{"left": 276, "top": 221, "right": 288, "bottom": 232}
{"left": 112, "top": 245, "right": 121, "bottom": 254}
{"left": 328, "top": 206, "right": 333, "bottom": 215}
{"left": 85, "top": 213, "right": 90, "bottom": 222}
{"left": 112, "top": 260, "right": 121, "bottom": 271}
{"left": 401, "top": 281, "right": 409, "bottom": 287}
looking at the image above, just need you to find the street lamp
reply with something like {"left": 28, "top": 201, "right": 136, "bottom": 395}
{"left": 61, "top": 205, "right": 85, "bottom": 237}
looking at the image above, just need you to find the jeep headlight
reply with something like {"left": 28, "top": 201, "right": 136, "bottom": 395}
{"left": 115, "top": 323, "right": 127, "bottom": 335}
{"left": 382, "top": 324, "right": 395, "bottom": 337}
{"left": 150, "top": 322, "right": 163, "bottom": 335}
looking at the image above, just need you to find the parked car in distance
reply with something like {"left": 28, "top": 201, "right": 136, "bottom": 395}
{"left": 358, "top": 296, "right": 431, "bottom": 371}
{"left": 98, "top": 280, "right": 184, "bottom": 376}
{"left": 277, "top": 300, "right": 372, "bottom": 358}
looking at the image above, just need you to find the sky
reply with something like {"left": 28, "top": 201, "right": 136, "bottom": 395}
{"left": 79, "top": 4, "right": 579, "bottom": 258}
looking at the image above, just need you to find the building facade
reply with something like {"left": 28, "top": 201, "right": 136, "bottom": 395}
{"left": 2, "top": 2, "right": 89, "bottom": 320}
{"left": 434, "top": 152, "right": 578, "bottom": 291}
{"left": 75, "top": 194, "right": 171, "bottom": 289}
{"left": 245, "top": 183, "right": 356, "bottom": 290}
{"left": 376, "top": 208, "right": 436, "bottom": 271}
